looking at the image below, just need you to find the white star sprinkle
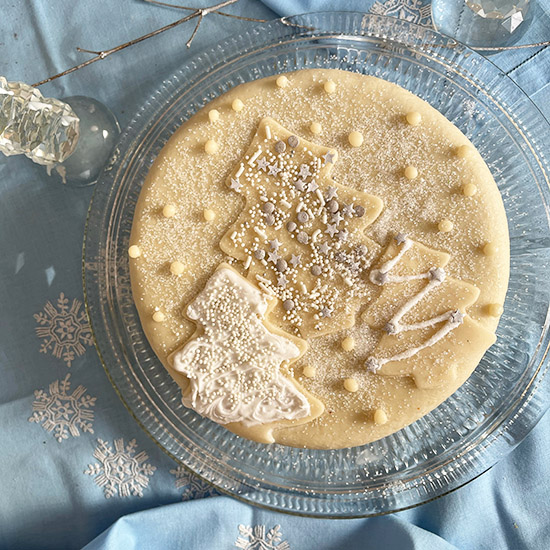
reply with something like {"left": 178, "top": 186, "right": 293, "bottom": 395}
{"left": 256, "top": 157, "right": 268, "bottom": 171}
{"left": 395, "top": 232, "right": 408, "bottom": 245}
{"left": 318, "top": 242, "right": 330, "bottom": 254}
{"left": 277, "top": 274, "right": 288, "bottom": 287}
{"left": 269, "top": 239, "right": 281, "bottom": 250}
{"left": 268, "top": 163, "right": 281, "bottom": 176}
{"left": 325, "top": 224, "right": 338, "bottom": 237}
{"left": 290, "top": 254, "right": 302, "bottom": 267}
{"left": 325, "top": 186, "right": 338, "bottom": 200}
{"left": 299, "top": 164, "right": 311, "bottom": 178}
{"left": 267, "top": 251, "right": 279, "bottom": 264}
{"left": 307, "top": 181, "right": 319, "bottom": 193}
{"left": 342, "top": 203, "right": 355, "bottom": 217}
{"left": 294, "top": 179, "right": 306, "bottom": 192}
{"left": 229, "top": 178, "right": 241, "bottom": 192}
{"left": 322, "top": 151, "right": 336, "bottom": 164}
{"left": 450, "top": 310, "right": 464, "bottom": 324}
{"left": 319, "top": 306, "right": 333, "bottom": 318}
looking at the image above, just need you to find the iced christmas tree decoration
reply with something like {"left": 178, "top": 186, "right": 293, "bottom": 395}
{"left": 0, "top": 77, "right": 79, "bottom": 165}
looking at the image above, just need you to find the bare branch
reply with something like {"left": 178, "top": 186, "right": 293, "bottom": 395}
{"left": 143, "top": 0, "right": 269, "bottom": 22}
{"left": 32, "top": 0, "right": 238, "bottom": 87}
{"left": 186, "top": 11, "right": 204, "bottom": 48}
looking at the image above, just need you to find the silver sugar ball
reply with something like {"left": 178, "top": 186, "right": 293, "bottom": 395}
{"left": 254, "top": 249, "right": 265, "bottom": 260}
{"left": 276, "top": 259, "right": 288, "bottom": 273}
{"left": 286, "top": 221, "right": 297, "bottom": 232}
{"left": 283, "top": 299, "right": 295, "bottom": 311}
{"left": 310, "top": 265, "right": 322, "bottom": 276}
{"left": 354, "top": 205, "right": 365, "bottom": 217}
{"left": 261, "top": 201, "right": 275, "bottom": 214}
{"left": 327, "top": 199, "right": 339, "bottom": 213}
{"left": 274, "top": 140, "right": 286, "bottom": 153}
{"left": 265, "top": 213, "right": 276, "bottom": 226}
{"left": 288, "top": 135, "right": 299, "bottom": 148}
{"left": 356, "top": 244, "right": 368, "bottom": 256}
{"left": 297, "top": 211, "right": 309, "bottom": 224}
{"left": 297, "top": 231, "right": 309, "bottom": 244}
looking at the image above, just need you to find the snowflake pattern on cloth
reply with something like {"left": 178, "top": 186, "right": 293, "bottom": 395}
{"left": 85, "top": 438, "right": 156, "bottom": 498}
{"left": 371, "top": 0, "right": 432, "bottom": 26}
{"left": 235, "top": 525, "right": 290, "bottom": 550}
{"left": 34, "top": 293, "right": 93, "bottom": 367}
{"left": 28, "top": 373, "right": 96, "bottom": 442}
{"left": 170, "top": 465, "right": 219, "bottom": 500}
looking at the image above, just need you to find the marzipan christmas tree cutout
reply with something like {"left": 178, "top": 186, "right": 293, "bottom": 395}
{"left": 363, "top": 236, "right": 496, "bottom": 388}
{"left": 170, "top": 264, "right": 324, "bottom": 443}
{"left": 220, "top": 117, "right": 384, "bottom": 337}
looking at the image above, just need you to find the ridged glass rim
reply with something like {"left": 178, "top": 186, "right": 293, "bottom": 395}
{"left": 83, "top": 12, "right": 550, "bottom": 517}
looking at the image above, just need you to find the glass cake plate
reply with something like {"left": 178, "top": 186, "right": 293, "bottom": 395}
{"left": 83, "top": 12, "right": 550, "bottom": 517}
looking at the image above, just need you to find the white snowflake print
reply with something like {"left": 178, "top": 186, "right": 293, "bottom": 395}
{"left": 371, "top": 0, "right": 433, "bottom": 26}
{"left": 85, "top": 438, "right": 156, "bottom": 498}
{"left": 235, "top": 525, "right": 290, "bottom": 550}
{"left": 34, "top": 293, "right": 93, "bottom": 367}
{"left": 170, "top": 465, "right": 218, "bottom": 500}
{"left": 28, "top": 374, "right": 96, "bottom": 442}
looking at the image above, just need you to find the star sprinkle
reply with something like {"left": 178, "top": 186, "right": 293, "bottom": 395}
{"left": 290, "top": 254, "right": 302, "bottom": 267}
{"left": 325, "top": 186, "right": 338, "bottom": 201}
{"left": 268, "top": 163, "right": 281, "bottom": 176}
{"left": 325, "top": 224, "right": 338, "bottom": 237}
{"left": 319, "top": 306, "right": 333, "bottom": 318}
{"left": 318, "top": 242, "right": 330, "bottom": 255}
{"left": 307, "top": 181, "right": 319, "bottom": 193}
{"left": 294, "top": 179, "right": 306, "bottom": 192}
{"left": 256, "top": 157, "right": 269, "bottom": 171}
{"left": 450, "top": 310, "right": 464, "bottom": 324}
{"left": 267, "top": 251, "right": 280, "bottom": 264}
{"left": 229, "top": 178, "right": 241, "bottom": 192}
{"left": 299, "top": 164, "right": 311, "bottom": 178}
{"left": 322, "top": 151, "right": 336, "bottom": 164}
{"left": 342, "top": 204, "right": 355, "bottom": 217}
{"left": 269, "top": 239, "right": 281, "bottom": 250}
{"left": 395, "top": 232, "right": 408, "bottom": 245}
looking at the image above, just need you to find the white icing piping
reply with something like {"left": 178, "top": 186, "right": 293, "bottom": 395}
{"left": 173, "top": 267, "right": 310, "bottom": 426}
{"left": 366, "top": 236, "right": 464, "bottom": 373}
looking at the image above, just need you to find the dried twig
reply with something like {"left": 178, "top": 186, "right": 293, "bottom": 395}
{"left": 32, "top": 0, "right": 238, "bottom": 87}
{"left": 143, "top": 0, "right": 269, "bottom": 23}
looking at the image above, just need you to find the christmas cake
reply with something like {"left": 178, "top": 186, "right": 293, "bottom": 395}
{"left": 128, "top": 69, "right": 509, "bottom": 449}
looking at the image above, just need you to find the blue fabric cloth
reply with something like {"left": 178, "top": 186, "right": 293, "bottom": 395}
{"left": 0, "top": 1, "right": 549, "bottom": 549}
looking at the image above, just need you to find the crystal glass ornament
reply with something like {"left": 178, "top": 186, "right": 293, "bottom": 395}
{"left": 0, "top": 77, "right": 120, "bottom": 186}
{"left": 432, "top": 0, "right": 533, "bottom": 49}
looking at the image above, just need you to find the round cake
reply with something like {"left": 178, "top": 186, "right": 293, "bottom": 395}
{"left": 129, "top": 68, "right": 509, "bottom": 449}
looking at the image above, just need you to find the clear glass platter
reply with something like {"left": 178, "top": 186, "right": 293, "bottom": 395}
{"left": 83, "top": 12, "right": 550, "bottom": 517}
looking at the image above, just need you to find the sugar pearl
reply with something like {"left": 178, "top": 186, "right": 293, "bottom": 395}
{"left": 232, "top": 98, "right": 244, "bottom": 112}
{"left": 406, "top": 111, "right": 421, "bottom": 126}
{"left": 208, "top": 109, "right": 220, "bottom": 122}
{"left": 310, "top": 122, "right": 322, "bottom": 135}
{"left": 128, "top": 245, "right": 141, "bottom": 258}
{"left": 341, "top": 337, "right": 355, "bottom": 351}
{"left": 152, "top": 311, "right": 165, "bottom": 323}
{"left": 162, "top": 204, "right": 177, "bottom": 218}
{"left": 373, "top": 409, "right": 388, "bottom": 425}
{"left": 462, "top": 183, "right": 477, "bottom": 196}
{"left": 323, "top": 80, "right": 336, "bottom": 94}
{"left": 276, "top": 75, "right": 289, "bottom": 88}
{"left": 283, "top": 299, "right": 295, "bottom": 311}
{"left": 483, "top": 242, "right": 498, "bottom": 256}
{"left": 404, "top": 165, "right": 418, "bottom": 180}
{"left": 456, "top": 144, "right": 471, "bottom": 158}
{"left": 204, "top": 139, "right": 218, "bottom": 154}
{"left": 348, "top": 131, "right": 364, "bottom": 147}
{"left": 343, "top": 378, "right": 359, "bottom": 392}
{"left": 170, "top": 261, "right": 185, "bottom": 276}
{"left": 303, "top": 365, "right": 316, "bottom": 378}
{"left": 487, "top": 303, "right": 503, "bottom": 317}
{"left": 203, "top": 208, "right": 216, "bottom": 221}
{"left": 438, "top": 219, "right": 454, "bottom": 233}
